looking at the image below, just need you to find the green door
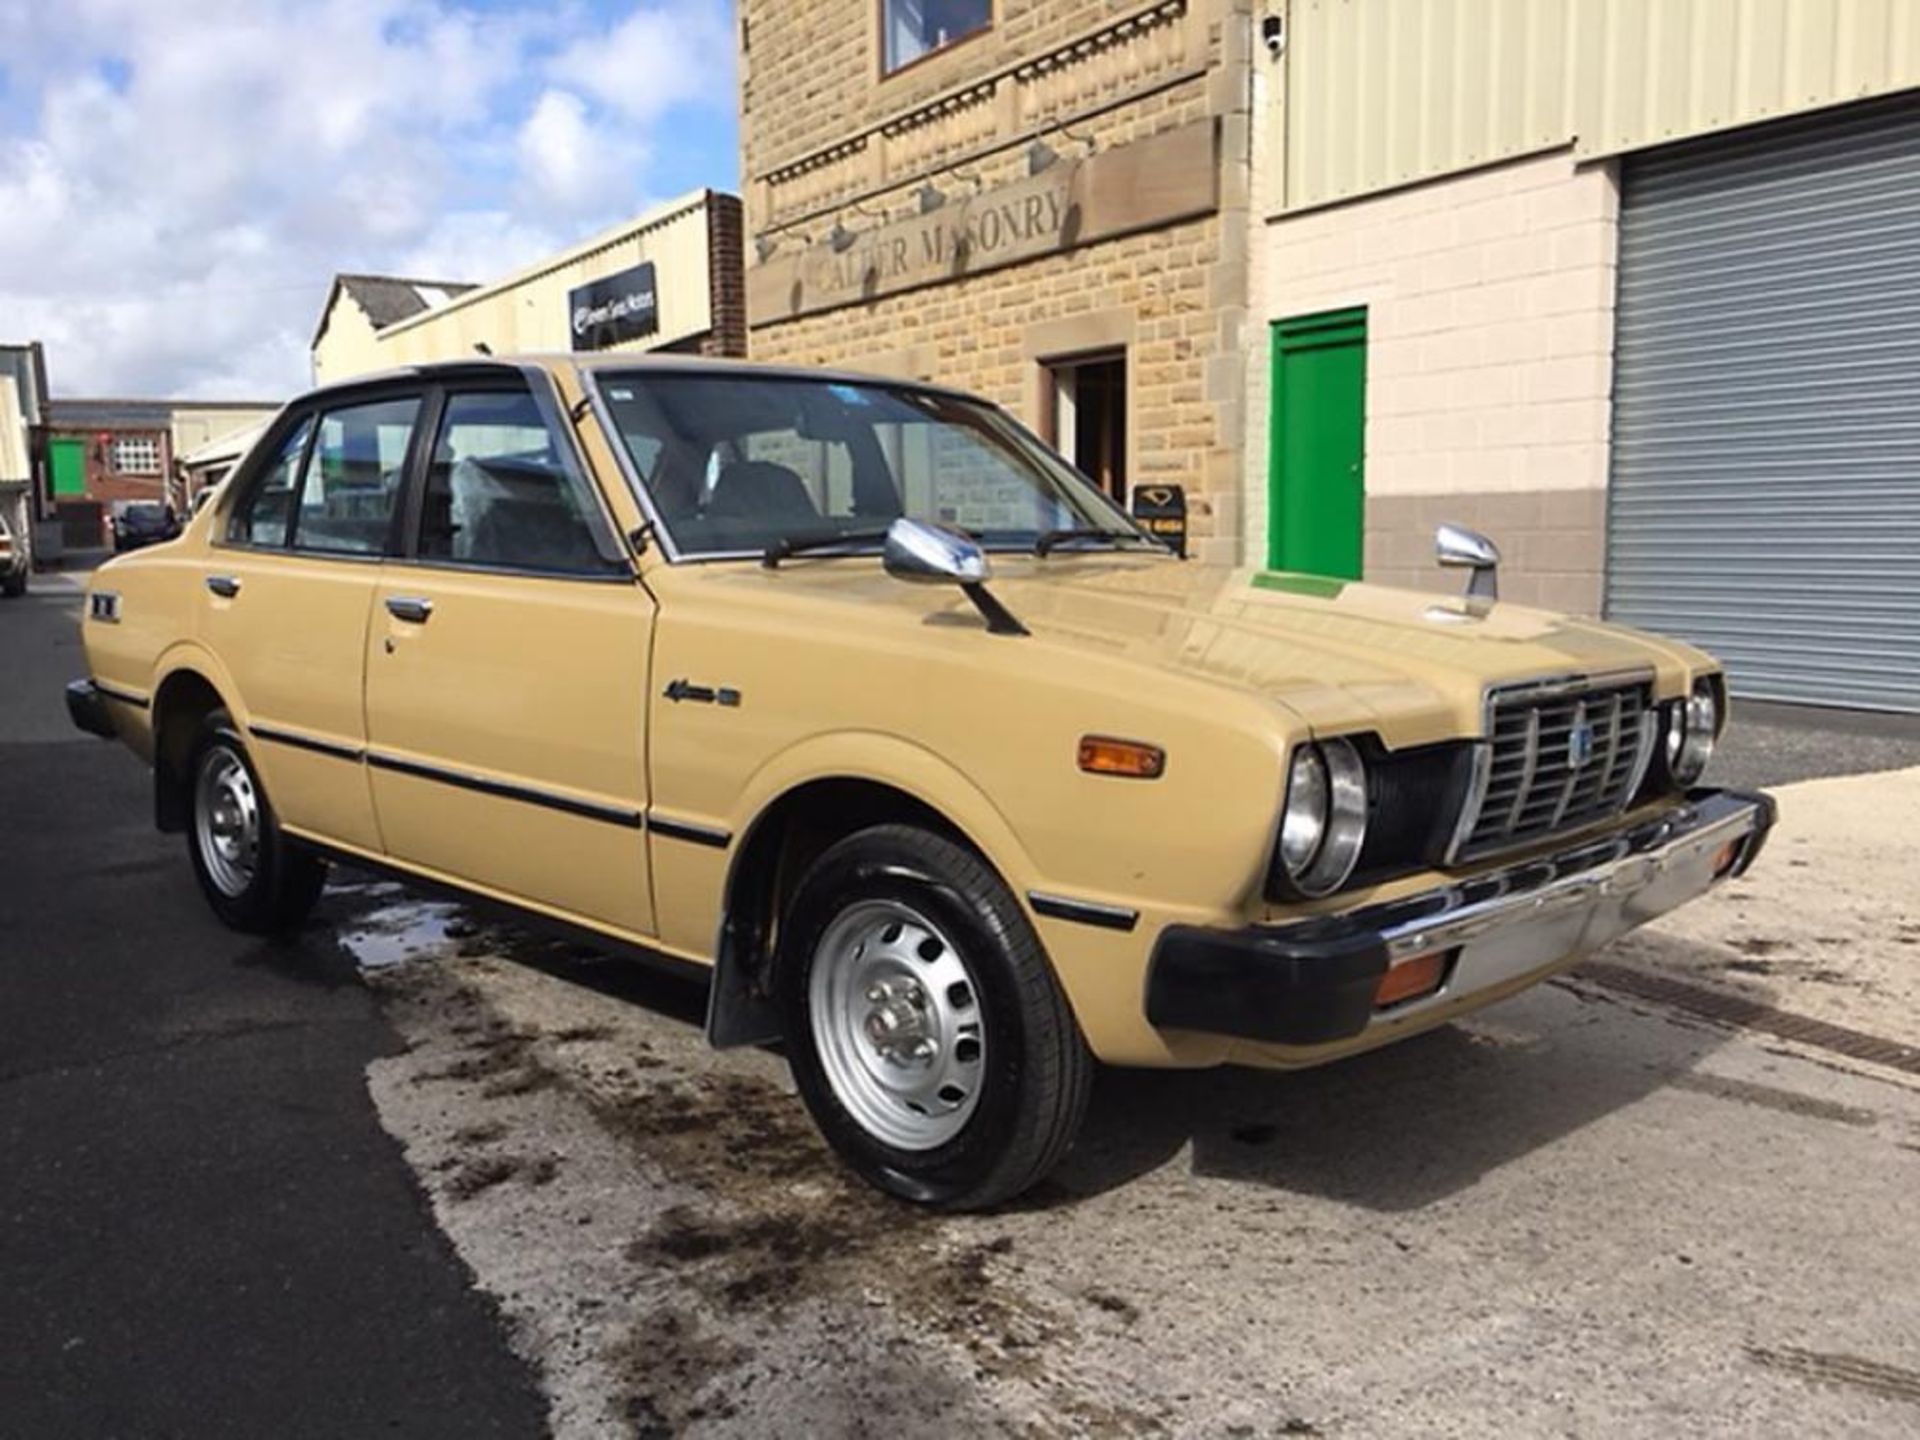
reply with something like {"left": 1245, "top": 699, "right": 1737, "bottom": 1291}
{"left": 49, "top": 437, "right": 86, "bottom": 497}
{"left": 1268, "top": 308, "right": 1366, "bottom": 578}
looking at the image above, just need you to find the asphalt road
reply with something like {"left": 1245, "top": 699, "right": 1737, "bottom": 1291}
{"left": 0, "top": 574, "right": 545, "bottom": 1437}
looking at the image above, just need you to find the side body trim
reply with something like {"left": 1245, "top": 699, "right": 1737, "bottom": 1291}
{"left": 1027, "top": 890, "right": 1140, "bottom": 932}
{"left": 93, "top": 678, "right": 151, "bottom": 710}
{"left": 249, "top": 723, "right": 364, "bottom": 763}
{"left": 648, "top": 814, "right": 733, "bottom": 849}
{"left": 365, "top": 751, "right": 645, "bottom": 829}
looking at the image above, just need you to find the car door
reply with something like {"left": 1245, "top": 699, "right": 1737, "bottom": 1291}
{"left": 201, "top": 390, "right": 422, "bottom": 854}
{"left": 362, "top": 377, "right": 658, "bottom": 938}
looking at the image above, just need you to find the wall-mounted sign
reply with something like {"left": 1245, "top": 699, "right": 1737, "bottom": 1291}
{"left": 748, "top": 121, "right": 1218, "bottom": 327}
{"left": 570, "top": 262, "right": 659, "bottom": 351}
{"left": 1132, "top": 484, "right": 1187, "bottom": 557}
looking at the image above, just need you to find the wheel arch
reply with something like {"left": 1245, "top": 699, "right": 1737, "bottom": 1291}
{"left": 705, "top": 746, "right": 1043, "bottom": 1050}
{"left": 150, "top": 649, "right": 245, "bottom": 833}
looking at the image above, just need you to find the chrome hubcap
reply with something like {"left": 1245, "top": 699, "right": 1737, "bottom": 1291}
{"left": 809, "top": 899, "right": 985, "bottom": 1151}
{"left": 194, "top": 745, "right": 260, "bottom": 898}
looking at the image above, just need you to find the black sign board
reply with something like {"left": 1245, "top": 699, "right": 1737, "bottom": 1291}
{"left": 1132, "top": 484, "right": 1187, "bottom": 557}
{"left": 569, "top": 262, "right": 659, "bottom": 351}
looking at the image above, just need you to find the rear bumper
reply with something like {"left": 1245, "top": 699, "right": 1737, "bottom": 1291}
{"left": 66, "top": 679, "right": 118, "bottom": 739}
{"left": 1145, "top": 788, "right": 1776, "bottom": 1047}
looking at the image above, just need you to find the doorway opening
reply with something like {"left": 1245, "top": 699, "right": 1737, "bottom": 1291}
{"left": 1046, "top": 352, "right": 1128, "bottom": 505}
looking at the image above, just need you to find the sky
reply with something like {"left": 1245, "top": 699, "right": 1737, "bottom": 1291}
{"left": 0, "top": 0, "right": 737, "bottom": 399}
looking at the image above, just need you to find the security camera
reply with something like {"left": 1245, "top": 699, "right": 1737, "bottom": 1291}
{"left": 1261, "top": 14, "right": 1284, "bottom": 56}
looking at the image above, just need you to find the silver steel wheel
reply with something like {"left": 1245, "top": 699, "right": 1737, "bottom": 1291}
{"left": 807, "top": 899, "right": 987, "bottom": 1152}
{"left": 194, "top": 743, "right": 261, "bottom": 899}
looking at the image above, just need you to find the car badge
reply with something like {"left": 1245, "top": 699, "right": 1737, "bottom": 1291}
{"left": 1567, "top": 715, "right": 1595, "bottom": 770}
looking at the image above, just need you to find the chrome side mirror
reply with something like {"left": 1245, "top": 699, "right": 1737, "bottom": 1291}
{"left": 882, "top": 518, "right": 1027, "bottom": 635}
{"left": 882, "top": 517, "right": 990, "bottom": 584}
{"left": 1435, "top": 522, "right": 1500, "bottom": 601}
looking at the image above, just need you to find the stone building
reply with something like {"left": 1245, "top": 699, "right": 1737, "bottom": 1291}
{"left": 741, "top": 0, "right": 1257, "bottom": 562}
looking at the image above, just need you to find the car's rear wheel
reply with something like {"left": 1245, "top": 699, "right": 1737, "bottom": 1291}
{"left": 779, "top": 824, "right": 1092, "bottom": 1210}
{"left": 186, "top": 711, "right": 326, "bottom": 933}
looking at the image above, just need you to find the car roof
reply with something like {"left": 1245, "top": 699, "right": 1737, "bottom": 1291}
{"left": 296, "top": 353, "right": 978, "bottom": 408}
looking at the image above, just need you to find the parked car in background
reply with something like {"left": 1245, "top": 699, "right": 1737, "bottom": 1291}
{"left": 68, "top": 355, "right": 1774, "bottom": 1208}
{"left": 0, "top": 509, "right": 26, "bottom": 597}
{"left": 110, "top": 501, "right": 181, "bottom": 553}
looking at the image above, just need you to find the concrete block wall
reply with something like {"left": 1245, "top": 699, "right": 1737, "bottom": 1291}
{"left": 1246, "top": 148, "right": 1620, "bottom": 612}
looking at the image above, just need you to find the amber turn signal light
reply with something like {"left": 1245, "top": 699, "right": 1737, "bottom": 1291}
{"left": 1375, "top": 950, "right": 1450, "bottom": 1009}
{"left": 1077, "top": 735, "right": 1166, "bottom": 779}
{"left": 1712, "top": 839, "right": 1743, "bottom": 878}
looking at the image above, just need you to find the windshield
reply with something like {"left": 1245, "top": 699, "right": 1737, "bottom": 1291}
{"left": 595, "top": 371, "right": 1153, "bottom": 558}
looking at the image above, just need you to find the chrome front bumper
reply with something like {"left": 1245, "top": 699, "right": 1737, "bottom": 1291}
{"left": 1145, "top": 789, "right": 1776, "bottom": 1046}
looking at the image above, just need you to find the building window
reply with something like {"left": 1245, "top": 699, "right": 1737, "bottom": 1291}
{"left": 111, "top": 436, "right": 161, "bottom": 474}
{"left": 883, "top": 0, "right": 990, "bottom": 74}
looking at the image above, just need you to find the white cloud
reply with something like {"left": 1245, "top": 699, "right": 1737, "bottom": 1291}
{"left": 0, "top": 0, "right": 734, "bottom": 398}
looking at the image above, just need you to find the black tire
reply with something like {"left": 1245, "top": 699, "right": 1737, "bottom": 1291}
{"left": 184, "top": 710, "right": 327, "bottom": 934}
{"left": 778, "top": 824, "right": 1093, "bottom": 1210}
{"left": 1, "top": 573, "right": 23, "bottom": 598}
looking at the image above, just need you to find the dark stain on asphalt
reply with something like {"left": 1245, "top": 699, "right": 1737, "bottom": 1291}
{"left": 1747, "top": 1344, "right": 1920, "bottom": 1407}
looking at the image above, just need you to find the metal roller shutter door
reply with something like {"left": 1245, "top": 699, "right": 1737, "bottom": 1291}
{"left": 1607, "top": 99, "right": 1920, "bottom": 713}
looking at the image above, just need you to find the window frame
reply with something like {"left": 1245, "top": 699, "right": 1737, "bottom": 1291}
{"left": 287, "top": 392, "right": 429, "bottom": 560}
{"left": 877, "top": 0, "right": 994, "bottom": 79}
{"left": 581, "top": 367, "right": 1152, "bottom": 566}
{"left": 110, "top": 435, "right": 163, "bottom": 476}
{"left": 391, "top": 375, "right": 635, "bottom": 584}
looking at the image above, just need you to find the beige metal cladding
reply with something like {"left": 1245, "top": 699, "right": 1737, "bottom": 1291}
{"left": 375, "top": 191, "right": 718, "bottom": 365}
{"left": 1277, "top": 0, "right": 1920, "bottom": 213}
{"left": 0, "top": 375, "right": 28, "bottom": 482}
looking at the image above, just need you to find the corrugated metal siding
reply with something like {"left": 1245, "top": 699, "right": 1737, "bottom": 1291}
{"left": 1279, "top": 0, "right": 1920, "bottom": 213}
{"left": 1607, "top": 97, "right": 1920, "bottom": 712}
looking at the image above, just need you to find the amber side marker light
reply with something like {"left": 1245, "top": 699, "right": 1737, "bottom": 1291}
{"left": 1375, "top": 951, "right": 1451, "bottom": 1009}
{"left": 1077, "top": 735, "right": 1166, "bottom": 779}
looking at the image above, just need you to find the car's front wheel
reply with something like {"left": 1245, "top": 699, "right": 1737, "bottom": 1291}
{"left": 779, "top": 824, "right": 1092, "bottom": 1210}
{"left": 185, "top": 711, "right": 326, "bottom": 934}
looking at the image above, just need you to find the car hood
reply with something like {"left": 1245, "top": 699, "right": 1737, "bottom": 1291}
{"left": 678, "top": 555, "right": 1713, "bottom": 749}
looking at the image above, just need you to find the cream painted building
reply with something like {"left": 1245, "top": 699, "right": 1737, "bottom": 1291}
{"left": 311, "top": 189, "right": 745, "bottom": 384}
{"left": 1249, "top": 0, "right": 1920, "bottom": 712}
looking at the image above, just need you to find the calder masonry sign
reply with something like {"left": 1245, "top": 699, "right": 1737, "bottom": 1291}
{"left": 747, "top": 121, "right": 1217, "bottom": 327}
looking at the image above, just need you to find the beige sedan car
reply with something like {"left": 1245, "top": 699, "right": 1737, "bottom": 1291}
{"left": 70, "top": 355, "right": 1774, "bottom": 1207}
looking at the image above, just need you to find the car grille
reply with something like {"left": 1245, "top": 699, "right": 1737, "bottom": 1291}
{"left": 1455, "top": 677, "right": 1654, "bottom": 860}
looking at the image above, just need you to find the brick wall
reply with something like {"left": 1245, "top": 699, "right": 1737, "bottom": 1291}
{"left": 1247, "top": 149, "right": 1620, "bottom": 611}
{"left": 702, "top": 193, "right": 748, "bottom": 358}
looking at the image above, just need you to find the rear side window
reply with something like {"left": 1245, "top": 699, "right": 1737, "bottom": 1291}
{"left": 227, "top": 416, "right": 313, "bottom": 546}
{"left": 290, "top": 397, "right": 419, "bottom": 555}
{"left": 419, "top": 389, "right": 622, "bottom": 575}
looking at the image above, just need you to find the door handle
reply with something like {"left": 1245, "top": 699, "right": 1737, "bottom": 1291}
{"left": 385, "top": 596, "right": 434, "bottom": 623}
{"left": 205, "top": 574, "right": 241, "bottom": 598}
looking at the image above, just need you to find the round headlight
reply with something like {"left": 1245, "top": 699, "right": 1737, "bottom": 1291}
{"left": 1665, "top": 678, "right": 1720, "bottom": 786}
{"left": 1279, "top": 738, "right": 1369, "bottom": 898}
{"left": 1280, "top": 746, "right": 1328, "bottom": 873}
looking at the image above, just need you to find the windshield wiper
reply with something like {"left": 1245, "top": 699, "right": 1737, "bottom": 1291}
{"left": 762, "top": 527, "right": 895, "bottom": 569}
{"left": 1033, "top": 527, "right": 1142, "bottom": 557}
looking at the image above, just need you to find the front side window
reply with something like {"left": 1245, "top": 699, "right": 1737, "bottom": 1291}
{"left": 597, "top": 372, "right": 1154, "bottom": 560}
{"left": 290, "top": 396, "right": 419, "bottom": 555}
{"left": 227, "top": 416, "right": 314, "bottom": 547}
{"left": 883, "top": 0, "right": 990, "bottom": 73}
{"left": 419, "top": 389, "right": 623, "bottom": 576}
